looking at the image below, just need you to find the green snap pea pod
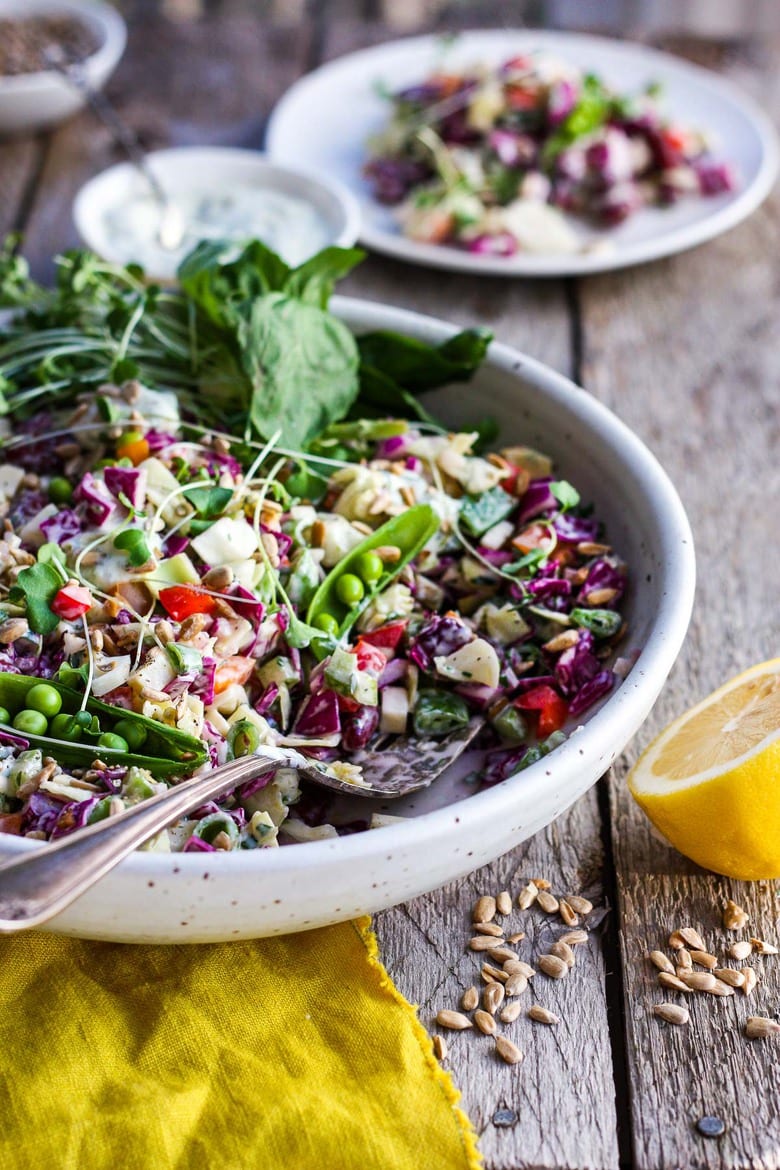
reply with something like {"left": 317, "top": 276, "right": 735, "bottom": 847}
{"left": 0, "top": 673, "right": 207, "bottom": 777}
{"left": 306, "top": 503, "right": 439, "bottom": 640}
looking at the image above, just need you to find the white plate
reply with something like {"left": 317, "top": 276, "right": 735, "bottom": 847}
{"left": 0, "top": 298, "right": 695, "bottom": 942}
{"left": 266, "top": 29, "right": 779, "bottom": 277}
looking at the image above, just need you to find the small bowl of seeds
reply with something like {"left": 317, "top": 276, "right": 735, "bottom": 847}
{"left": 0, "top": 0, "right": 126, "bottom": 136}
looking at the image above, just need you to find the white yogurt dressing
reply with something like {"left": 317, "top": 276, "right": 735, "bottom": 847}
{"left": 103, "top": 186, "right": 333, "bottom": 278}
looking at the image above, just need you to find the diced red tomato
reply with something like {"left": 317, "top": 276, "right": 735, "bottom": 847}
{"left": 214, "top": 656, "right": 256, "bottom": 694}
{"left": 51, "top": 584, "right": 92, "bottom": 621}
{"left": 515, "top": 685, "right": 569, "bottom": 737}
{"left": 505, "top": 83, "right": 540, "bottom": 110}
{"left": 158, "top": 586, "right": 216, "bottom": 621}
{"left": 660, "top": 127, "right": 688, "bottom": 156}
{"left": 501, "top": 464, "right": 531, "bottom": 498}
{"left": 354, "top": 640, "right": 389, "bottom": 674}
{"left": 359, "top": 620, "right": 408, "bottom": 655}
{"left": 511, "top": 523, "right": 551, "bottom": 555}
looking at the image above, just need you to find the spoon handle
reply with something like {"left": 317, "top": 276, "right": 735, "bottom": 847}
{"left": 0, "top": 755, "right": 283, "bottom": 933}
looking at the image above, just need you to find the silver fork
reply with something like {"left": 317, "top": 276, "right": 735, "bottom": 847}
{"left": 0, "top": 721, "right": 484, "bottom": 933}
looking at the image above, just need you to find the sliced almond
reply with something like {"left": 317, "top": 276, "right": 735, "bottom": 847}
{"left": 461, "top": 985, "right": 479, "bottom": 1012}
{"left": 537, "top": 953, "right": 569, "bottom": 980}
{"left": 436, "top": 1009, "right": 472, "bottom": 1031}
{"left": 549, "top": 940, "right": 575, "bottom": 969}
{"left": 528, "top": 1004, "right": 560, "bottom": 1025}
{"left": 689, "top": 950, "right": 718, "bottom": 970}
{"left": 472, "top": 895, "right": 497, "bottom": 924}
{"left": 728, "top": 940, "right": 753, "bottom": 961}
{"left": 712, "top": 968, "right": 745, "bottom": 989}
{"left": 722, "top": 899, "right": 749, "bottom": 931}
{"left": 516, "top": 882, "right": 538, "bottom": 910}
{"left": 740, "top": 967, "right": 758, "bottom": 996}
{"left": 474, "top": 1009, "right": 497, "bottom": 1035}
{"left": 504, "top": 973, "right": 529, "bottom": 997}
{"left": 499, "top": 1000, "right": 523, "bottom": 1024}
{"left": 495, "top": 1035, "right": 524, "bottom": 1065}
{"left": 750, "top": 937, "right": 779, "bottom": 955}
{"left": 649, "top": 950, "right": 675, "bottom": 975}
{"left": 536, "top": 891, "right": 560, "bottom": 914}
{"left": 496, "top": 890, "right": 512, "bottom": 916}
{"left": 653, "top": 1002, "right": 689, "bottom": 1026}
{"left": 483, "top": 982, "right": 505, "bottom": 1015}
{"left": 658, "top": 972, "right": 691, "bottom": 993}
{"left": 745, "top": 1016, "right": 780, "bottom": 1039}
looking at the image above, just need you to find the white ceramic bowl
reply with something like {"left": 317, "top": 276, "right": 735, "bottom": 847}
{"left": 73, "top": 147, "right": 363, "bottom": 280}
{"left": 0, "top": 0, "right": 126, "bottom": 135}
{"left": 0, "top": 298, "right": 695, "bottom": 942}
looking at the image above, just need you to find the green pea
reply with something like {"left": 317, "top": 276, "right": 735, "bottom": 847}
{"left": 97, "top": 732, "right": 129, "bottom": 752}
{"left": 50, "top": 713, "right": 84, "bottom": 742}
{"left": 47, "top": 477, "right": 73, "bottom": 505}
{"left": 335, "top": 573, "right": 365, "bottom": 606}
{"left": 26, "top": 683, "right": 63, "bottom": 719}
{"left": 355, "top": 551, "right": 383, "bottom": 584}
{"left": 112, "top": 719, "right": 148, "bottom": 752}
{"left": 312, "top": 612, "right": 339, "bottom": 636}
{"left": 0, "top": 706, "right": 10, "bottom": 725}
{"left": 13, "top": 709, "right": 49, "bottom": 736}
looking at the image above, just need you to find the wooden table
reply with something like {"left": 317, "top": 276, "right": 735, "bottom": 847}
{"left": 2, "top": 7, "right": 778, "bottom": 1168}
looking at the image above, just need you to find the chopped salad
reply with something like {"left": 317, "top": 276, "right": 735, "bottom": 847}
{"left": 364, "top": 51, "right": 737, "bottom": 256}
{"left": 0, "top": 240, "right": 629, "bottom": 852}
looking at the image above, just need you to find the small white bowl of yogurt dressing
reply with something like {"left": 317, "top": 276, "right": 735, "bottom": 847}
{"left": 73, "top": 147, "right": 362, "bottom": 279}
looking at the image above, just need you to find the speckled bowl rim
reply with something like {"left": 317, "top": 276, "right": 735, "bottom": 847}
{"left": 0, "top": 0, "right": 127, "bottom": 91}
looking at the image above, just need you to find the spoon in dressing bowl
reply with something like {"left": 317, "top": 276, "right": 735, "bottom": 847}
{"left": 44, "top": 45, "right": 185, "bottom": 250}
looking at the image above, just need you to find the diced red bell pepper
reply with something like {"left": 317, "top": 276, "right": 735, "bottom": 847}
{"left": 359, "top": 620, "right": 408, "bottom": 655}
{"left": 158, "top": 585, "right": 216, "bottom": 622}
{"left": 515, "top": 684, "right": 569, "bottom": 737}
{"left": 51, "top": 584, "right": 92, "bottom": 621}
{"left": 354, "top": 640, "right": 388, "bottom": 675}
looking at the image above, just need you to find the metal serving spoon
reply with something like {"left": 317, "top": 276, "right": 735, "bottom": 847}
{"left": 0, "top": 722, "right": 483, "bottom": 932}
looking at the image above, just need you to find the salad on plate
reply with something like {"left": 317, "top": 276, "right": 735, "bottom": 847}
{"left": 364, "top": 50, "right": 737, "bottom": 256}
{"left": 0, "top": 239, "right": 629, "bottom": 852}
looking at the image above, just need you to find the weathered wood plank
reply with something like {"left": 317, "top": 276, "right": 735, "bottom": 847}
{"left": 580, "top": 36, "right": 780, "bottom": 1169}
{"left": 0, "top": 138, "right": 44, "bottom": 239}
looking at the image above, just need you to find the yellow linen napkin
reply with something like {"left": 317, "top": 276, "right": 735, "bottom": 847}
{"left": 0, "top": 918, "right": 481, "bottom": 1170}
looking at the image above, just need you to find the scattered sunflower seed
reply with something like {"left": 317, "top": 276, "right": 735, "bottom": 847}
{"left": 560, "top": 929, "right": 588, "bottom": 946}
{"left": 558, "top": 899, "right": 579, "bottom": 927}
{"left": 496, "top": 890, "right": 512, "bottom": 916}
{"left": 436, "top": 1010, "right": 473, "bottom": 1031}
{"left": 658, "top": 972, "right": 691, "bottom": 993}
{"left": 677, "top": 949, "right": 693, "bottom": 971}
{"left": 678, "top": 927, "right": 706, "bottom": 950}
{"left": 499, "top": 1000, "right": 523, "bottom": 1024}
{"left": 728, "top": 940, "right": 753, "bottom": 961}
{"left": 483, "top": 982, "right": 505, "bottom": 1015}
{"left": 668, "top": 930, "right": 686, "bottom": 950}
{"left": 461, "top": 985, "right": 479, "bottom": 1012}
{"left": 689, "top": 950, "right": 718, "bottom": 970}
{"left": 470, "top": 935, "right": 500, "bottom": 952}
{"left": 473, "top": 895, "right": 497, "bottom": 924}
{"left": 566, "top": 895, "right": 594, "bottom": 916}
{"left": 653, "top": 1002, "right": 690, "bottom": 1026}
{"left": 505, "top": 973, "right": 529, "bottom": 997}
{"left": 516, "top": 882, "right": 539, "bottom": 910}
{"left": 482, "top": 964, "right": 509, "bottom": 984}
{"left": 537, "top": 891, "right": 560, "bottom": 914}
{"left": 531, "top": 878, "right": 552, "bottom": 890}
{"left": 649, "top": 950, "right": 675, "bottom": 975}
{"left": 495, "top": 1035, "right": 524, "bottom": 1065}
{"left": 488, "top": 945, "right": 519, "bottom": 964}
{"left": 549, "top": 940, "right": 575, "bottom": 969}
{"left": 432, "top": 1035, "right": 448, "bottom": 1061}
{"left": 750, "top": 937, "right": 779, "bottom": 955}
{"left": 537, "top": 953, "right": 569, "bottom": 980}
{"left": 503, "top": 960, "right": 535, "bottom": 979}
{"left": 506, "top": 932, "right": 526, "bottom": 945}
{"left": 528, "top": 1005, "right": 560, "bottom": 1025}
{"left": 712, "top": 968, "right": 745, "bottom": 988}
{"left": 474, "top": 922, "right": 505, "bottom": 938}
{"left": 740, "top": 967, "right": 758, "bottom": 996}
{"left": 722, "top": 899, "right": 749, "bottom": 931}
{"left": 703, "top": 979, "right": 734, "bottom": 998}
{"left": 678, "top": 970, "right": 716, "bottom": 992}
{"left": 745, "top": 1016, "right": 780, "bottom": 1039}
{"left": 475, "top": 1009, "right": 497, "bottom": 1035}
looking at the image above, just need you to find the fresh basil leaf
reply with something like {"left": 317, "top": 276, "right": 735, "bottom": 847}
{"left": 357, "top": 327, "right": 492, "bottom": 395}
{"left": 282, "top": 246, "right": 365, "bottom": 308}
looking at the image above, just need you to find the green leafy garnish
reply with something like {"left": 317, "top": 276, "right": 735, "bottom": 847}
{"left": 550, "top": 480, "right": 581, "bottom": 511}
{"left": 182, "top": 484, "right": 235, "bottom": 519}
{"left": 8, "top": 562, "right": 62, "bottom": 635}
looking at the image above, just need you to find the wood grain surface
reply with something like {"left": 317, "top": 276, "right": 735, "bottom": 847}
{"left": 1, "top": 6, "right": 779, "bottom": 1168}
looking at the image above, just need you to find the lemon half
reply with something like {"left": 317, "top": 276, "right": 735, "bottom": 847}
{"left": 628, "top": 659, "right": 780, "bottom": 880}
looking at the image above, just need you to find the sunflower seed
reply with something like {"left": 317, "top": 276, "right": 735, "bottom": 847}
{"left": 750, "top": 937, "right": 779, "bottom": 955}
{"left": 704, "top": 979, "right": 735, "bottom": 997}
{"left": 483, "top": 982, "right": 505, "bottom": 1015}
{"left": 503, "top": 960, "right": 535, "bottom": 979}
{"left": 505, "top": 973, "right": 529, "bottom": 997}
{"left": 516, "top": 882, "right": 538, "bottom": 910}
{"left": 531, "top": 878, "right": 552, "bottom": 890}
{"left": 745, "top": 1016, "right": 780, "bottom": 1039}
{"left": 678, "top": 927, "right": 706, "bottom": 950}
{"left": 473, "top": 895, "right": 497, "bottom": 924}
{"left": 496, "top": 890, "right": 512, "bottom": 916}
{"left": 528, "top": 1005, "right": 560, "bottom": 1025}
{"left": 470, "top": 935, "right": 500, "bottom": 952}
{"left": 658, "top": 972, "right": 691, "bottom": 993}
{"left": 495, "top": 1035, "right": 524, "bottom": 1065}
{"left": 543, "top": 629, "right": 581, "bottom": 653}
{"left": 560, "top": 930, "right": 589, "bottom": 946}
{"left": 537, "top": 891, "right": 560, "bottom": 914}
{"left": 488, "top": 945, "right": 519, "bottom": 963}
{"left": 653, "top": 1002, "right": 689, "bottom": 1026}
{"left": 559, "top": 899, "right": 579, "bottom": 927}
{"left": 461, "top": 985, "right": 479, "bottom": 1012}
{"left": 677, "top": 949, "right": 693, "bottom": 971}
{"left": 566, "top": 895, "right": 594, "bottom": 916}
{"left": 712, "top": 968, "right": 745, "bottom": 988}
{"left": 690, "top": 950, "right": 718, "bottom": 970}
{"left": 474, "top": 922, "right": 505, "bottom": 937}
{"left": 432, "top": 1035, "right": 448, "bottom": 1061}
{"left": 482, "top": 964, "right": 509, "bottom": 984}
{"left": 678, "top": 970, "right": 716, "bottom": 991}
{"left": 668, "top": 930, "right": 686, "bottom": 950}
{"left": 740, "top": 967, "right": 758, "bottom": 996}
{"left": 436, "top": 1010, "right": 473, "bottom": 1030}
{"left": 506, "top": 932, "right": 526, "bottom": 945}
{"left": 728, "top": 940, "right": 753, "bottom": 961}
{"left": 537, "top": 953, "right": 569, "bottom": 980}
{"left": 475, "top": 1009, "right": 497, "bottom": 1035}
{"left": 649, "top": 950, "right": 675, "bottom": 975}
{"left": 499, "top": 1001, "right": 523, "bottom": 1024}
{"left": 722, "top": 899, "right": 749, "bottom": 931}
{"left": 549, "top": 940, "right": 575, "bottom": 968}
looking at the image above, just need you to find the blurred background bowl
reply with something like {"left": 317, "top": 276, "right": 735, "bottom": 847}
{"left": 0, "top": 0, "right": 126, "bottom": 136}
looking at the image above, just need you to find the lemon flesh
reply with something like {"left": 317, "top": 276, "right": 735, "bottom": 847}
{"left": 628, "top": 660, "right": 780, "bottom": 880}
